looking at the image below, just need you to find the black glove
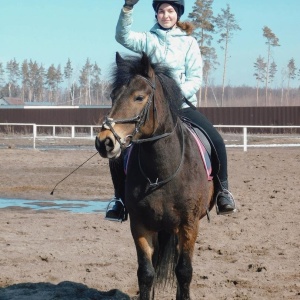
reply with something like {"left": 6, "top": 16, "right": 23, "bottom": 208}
{"left": 124, "top": 0, "right": 139, "bottom": 9}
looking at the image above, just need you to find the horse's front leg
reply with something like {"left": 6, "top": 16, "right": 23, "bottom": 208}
{"left": 131, "top": 222, "right": 156, "bottom": 300}
{"left": 175, "top": 223, "right": 199, "bottom": 300}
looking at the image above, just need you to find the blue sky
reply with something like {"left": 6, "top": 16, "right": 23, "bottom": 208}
{"left": 1, "top": 0, "right": 300, "bottom": 87}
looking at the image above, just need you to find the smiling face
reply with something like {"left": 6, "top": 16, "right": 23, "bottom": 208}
{"left": 157, "top": 3, "right": 178, "bottom": 29}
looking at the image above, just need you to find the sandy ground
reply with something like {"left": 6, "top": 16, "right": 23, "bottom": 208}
{"left": 0, "top": 139, "right": 299, "bottom": 299}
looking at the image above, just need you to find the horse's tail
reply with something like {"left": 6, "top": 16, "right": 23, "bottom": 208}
{"left": 153, "top": 231, "right": 178, "bottom": 289}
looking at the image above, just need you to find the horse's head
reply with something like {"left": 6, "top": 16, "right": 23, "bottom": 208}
{"left": 95, "top": 52, "right": 182, "bottom": 159}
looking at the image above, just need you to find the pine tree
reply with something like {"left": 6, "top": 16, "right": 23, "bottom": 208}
{"left": 6, "top": 58, "right": 20, "bottom": 97}
{"left": 188, "top": 0, "right": 216, "bottom": 106}
{"left": 64, "top": 58, "right": 74, "bottom": 104}
{"left": 286, "top": 58, "right": 296, "bottom": 104}
{"left": 215, "top": 4, "right": 241, "bottom": 106}
{"left": 253, "top": 56, "right": 266, "bottom": 106}
{"left": 262, "top": 26, "right": 280, "bottom": 105}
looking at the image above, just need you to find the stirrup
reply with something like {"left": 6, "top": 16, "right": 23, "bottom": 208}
{"left": 105, "top": 198, "right": 127, "bottom": 222}
{"left": 215, "top": 189, "right": 237, "bottom": 215}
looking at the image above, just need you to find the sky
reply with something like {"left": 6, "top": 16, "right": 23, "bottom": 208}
{"left": 1, "top": 0, "right": 300, "bottom": 88}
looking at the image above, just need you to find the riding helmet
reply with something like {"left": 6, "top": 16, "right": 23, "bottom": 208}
{"left": 152, "top": 0, "right": 185, "bottom": 18}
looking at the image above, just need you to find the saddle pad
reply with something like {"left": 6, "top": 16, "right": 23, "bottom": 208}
{"left": 184, "top": 124, "right": 213, "bottom": 181}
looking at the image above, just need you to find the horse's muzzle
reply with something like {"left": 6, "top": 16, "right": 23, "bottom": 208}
{"left": 95, "top": 136, "right": 108, "bottom": 158}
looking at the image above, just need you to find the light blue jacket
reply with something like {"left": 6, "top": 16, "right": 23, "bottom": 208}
{"left": 115, "top": 8, "right": 203, "bottom": 107}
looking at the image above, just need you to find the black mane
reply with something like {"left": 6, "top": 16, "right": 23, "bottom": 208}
{"left": 110, "top": 53, "right": 183, "bottom": 112}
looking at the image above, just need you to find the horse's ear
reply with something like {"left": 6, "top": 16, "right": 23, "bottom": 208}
{"left": 141, "top": 52, "right": 154, "bottom": 78}
{"left": 116, "top": 52, "right": 124, "bottom": 66}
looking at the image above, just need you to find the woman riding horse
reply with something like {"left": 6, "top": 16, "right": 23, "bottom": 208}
{"left": 106, "top": 0, "right": 236, "bottom": 220}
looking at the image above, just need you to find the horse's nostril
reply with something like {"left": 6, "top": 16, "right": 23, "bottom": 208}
{"left": 105, "top": 138, "right": 114, "bottom": 148}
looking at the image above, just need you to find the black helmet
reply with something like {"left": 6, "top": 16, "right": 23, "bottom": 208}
{"left": 152, "top": 0, "right": 185, "bottom": 18}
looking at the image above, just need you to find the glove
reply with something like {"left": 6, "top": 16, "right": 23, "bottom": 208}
{"left": 124, "top": 0, "right": 139, "bottom": 9}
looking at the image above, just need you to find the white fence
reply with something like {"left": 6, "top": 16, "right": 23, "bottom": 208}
{"left": 1, "top": 123, "right": 300, "bottom": 151}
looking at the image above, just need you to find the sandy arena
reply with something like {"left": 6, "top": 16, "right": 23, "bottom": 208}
{"left": 0, "top": 139, "right": 299, "bottom": 299}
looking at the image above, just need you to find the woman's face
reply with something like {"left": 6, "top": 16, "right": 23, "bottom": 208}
{"left": 157, "top": 3, "right": 178, "bottom": 29}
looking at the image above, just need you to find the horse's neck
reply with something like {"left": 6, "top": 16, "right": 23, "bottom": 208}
{"left": 139, "top": 119, "right": 183, "bottom": 176}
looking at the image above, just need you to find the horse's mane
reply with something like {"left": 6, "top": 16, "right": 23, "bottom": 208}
{"left": 110, "top": 53, "right": 183, "bottom": 114}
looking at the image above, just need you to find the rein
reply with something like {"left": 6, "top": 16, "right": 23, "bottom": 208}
{"left": 138, "top": 121, "right": 185, "bottom": 190}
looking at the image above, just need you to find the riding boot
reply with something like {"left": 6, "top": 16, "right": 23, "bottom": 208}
{"left": 105, "top": 154, "right": 128, "bottom": 222}
{"left": 105, "top": 197, "right": 127, "bottom": 222}
{"left": 215, "top": 179, "right": 236, "bottom": 215}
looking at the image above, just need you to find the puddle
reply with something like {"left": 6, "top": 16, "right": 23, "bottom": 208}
{"left": 0, "top": 198, "right": 109, "bottom": 213}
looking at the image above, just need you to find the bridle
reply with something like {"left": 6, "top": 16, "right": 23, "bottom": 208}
{"left": 102, "top": 75, "right": 177, "bottom": 149}
{"left": 102, "top": 74, "right": 185, "bottom": 189}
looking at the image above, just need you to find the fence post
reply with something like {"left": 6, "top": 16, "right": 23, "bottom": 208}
{"left": 71, "top": 126, "right": 75, "bottom": 138}
{"left": 33, "top": 124, "right": 36, "bottom": 149}
{"left": 243, "top": 127, "right": 247, "bottom": 152}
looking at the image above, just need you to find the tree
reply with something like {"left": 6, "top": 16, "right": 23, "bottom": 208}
{"left": 79, "top": 58, "right": 93, "bottom": 105}
{"left": 189, "top": 0, "right": 216, "bottom": 106}
{"left": 262, "top": 26, "right": 280, "bottom": 105}
{"left": 269, "top": 61, "right": 277, "bottom": 84}
{"left": 215, "top": 4, "right": 241, "bottom": 106}
{"left": 46, "top": 64, "right": 62, "bottom": 103}
{"left": 6, "top": 58, "right": 20, "bottom": 97}
{"left": 202, "top": 49, "right": 218, "bottom": 106}
{"left": 253, "top": 56, "right": 266, "bottom": 106}
{"left": 21, "top": 60, "right": 30, "bottom": 102}
{"left": 64, "top": 58, "right": 74, "bottom": 105}
{"left": 286, "top": 58, "right": 296, "bottom": 104}
{"left": 0, "top": 62, "right": 5, "bottom": 91}
{"left": 91, "top": 62, "right": 101, "bottom": 104}
{"left": 36, "top": 64, "right": 46, "bottom": 101}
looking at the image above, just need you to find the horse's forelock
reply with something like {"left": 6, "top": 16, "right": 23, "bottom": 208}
{"left": 111, "top": 53, "right": 183, "bottom": 112}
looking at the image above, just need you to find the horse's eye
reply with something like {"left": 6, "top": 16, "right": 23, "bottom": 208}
{"left": 135, "top": 95, "right": 144, "bottom": 102}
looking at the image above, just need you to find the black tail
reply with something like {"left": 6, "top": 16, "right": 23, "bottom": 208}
{"left": 153, "top": 231, "right": 178, "bottom": 291}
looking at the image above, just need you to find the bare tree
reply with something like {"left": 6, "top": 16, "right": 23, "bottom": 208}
{"left": 262, "top": 26, "right": 280, "bottom": 106}
{"left": 215, "top": 4, "right": 241, "bottom": 106}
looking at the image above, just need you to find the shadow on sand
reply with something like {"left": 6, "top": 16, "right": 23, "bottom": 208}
{"left": 0, "top": 281, "right": 130, "bottom": 300}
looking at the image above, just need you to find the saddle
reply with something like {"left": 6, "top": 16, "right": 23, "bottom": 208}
{"left": 181, "top": 117, "right": 220, "bottom": 181}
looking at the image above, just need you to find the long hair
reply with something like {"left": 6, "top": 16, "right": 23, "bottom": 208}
{"left": 177, "top": 21, "right": 194, "bottom": 35}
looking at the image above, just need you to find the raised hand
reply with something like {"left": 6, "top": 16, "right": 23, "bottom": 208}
{"left": 124, "top": 0, "right": 139, "bottom": 9}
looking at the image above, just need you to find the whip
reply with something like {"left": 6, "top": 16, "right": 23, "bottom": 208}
{"left": 50, "top": 152, "right": 99, "bottom": 195}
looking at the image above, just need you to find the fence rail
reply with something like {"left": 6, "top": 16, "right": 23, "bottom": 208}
{"left": 1, "top": 123, "right": 300, "bottom": 151}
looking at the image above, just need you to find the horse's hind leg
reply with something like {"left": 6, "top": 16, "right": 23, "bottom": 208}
{"left": 175, "top": 224, "right": 198, "bottom": 300}
{"left": 131, "top": 223, "right": 156, "bottom": 300}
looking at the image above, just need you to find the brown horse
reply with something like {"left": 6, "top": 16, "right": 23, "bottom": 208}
{"left": 95, "top": 52, "right": 215, "bottom": 300}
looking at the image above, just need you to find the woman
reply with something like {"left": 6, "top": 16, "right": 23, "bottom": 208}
{"left": 105, "top": 0, "right": 236, "bottom": 221}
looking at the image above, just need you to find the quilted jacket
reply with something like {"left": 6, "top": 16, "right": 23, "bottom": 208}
{"left": 115, "top": 8, "right": 203, "bottom": 107}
